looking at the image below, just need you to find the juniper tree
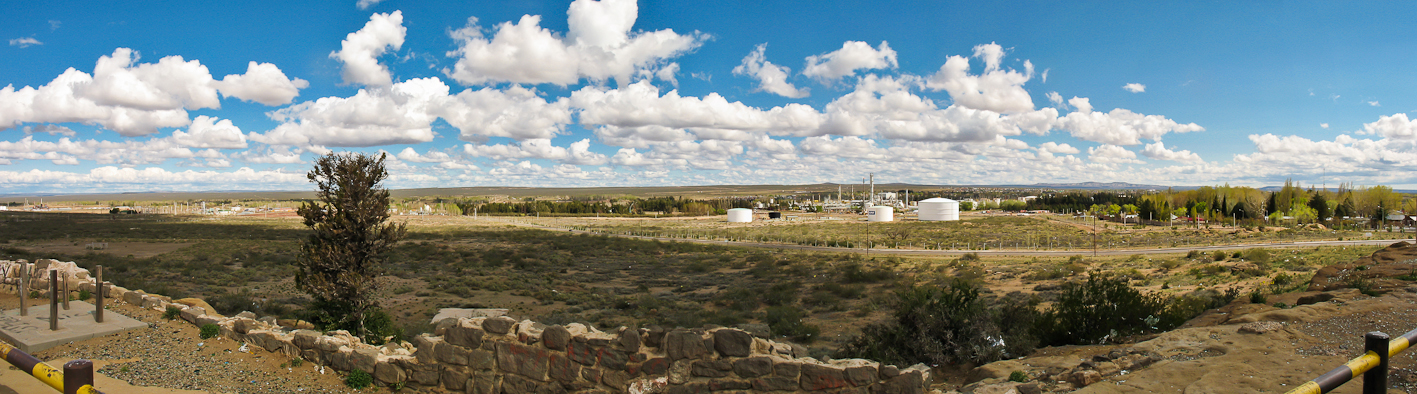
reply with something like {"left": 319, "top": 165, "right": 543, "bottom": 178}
{"left": 296, "top": 152, "right": 406, "bottom": 339}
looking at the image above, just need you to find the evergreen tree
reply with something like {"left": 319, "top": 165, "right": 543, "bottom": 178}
{"left": 1266, "top": 192, "right": 1278, "bottom": 216}
{"left": 296, "top": 152, "right": 407, "bottom": 341}
{"left": 1308, "top": 193, "right": 1330, "bottom": 224}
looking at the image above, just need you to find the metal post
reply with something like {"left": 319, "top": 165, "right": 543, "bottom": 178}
{"left": 19, "top": 264, "right": 27, "bottom": 316}
{"left": 62, "top": 273, "right": 69, "bottom": 310}
{"left": 50, "top": 270, "right": 58, "bottom": 331}
{"left": 95, "top": 281, "right": 105, "bottom": 323}
{"left": 1365, "top": 331, "right": 1389, "bottom": 394}
{"left": 63, "top": 359, "right": 94, "bottom": 394}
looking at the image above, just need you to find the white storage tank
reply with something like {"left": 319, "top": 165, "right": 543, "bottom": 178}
{"left": 866, "top": 206, "right": 893, "bottom": 222}
{"left": 918, "top": 198, "right": 960, "bottom": 221}
{"left": 727, "top": 208, "right": 753, "bottom": 223}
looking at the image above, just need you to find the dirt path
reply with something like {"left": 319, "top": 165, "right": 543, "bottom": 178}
{"left": 488, "top": 217, "right": 1412, "bottom": 257}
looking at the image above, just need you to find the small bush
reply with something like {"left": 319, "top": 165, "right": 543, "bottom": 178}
{"left": 1009, "top": 370, "right": 1029, "bottom": 383}
{"left": 1249, "top": 292, "right": 1267, "bottom": 304}
{"left": 1038, "top": 275, "right": 1169, "bottom": 346}
{"left": 163, "top": 305, "right": 182, "bottom": 320}
{"left": 1186, "top": 250, "right": 1202, "bottom": 259}
{"left": 200, "top": 323, "right": 219, "bottom": 339}
{"left": 1245, "top": 248, "right": 1273, "bottom": 264}
{"left": 78, "top": 289, "right": 92, "bottom": 301}
{"left": 291, "top": 358, "right": 304, "bottom": 367}
{"left": 1211, "top": 251, "right": 1228, "bottom": 261}
{"left": 763, "top": 306, "right": 819, "bottom": 343}
{"left": 838, "top": 280, "right": 1036, "bottom": 366}
{"left": 346, "top": 369, "right": 374, "bottom": 389}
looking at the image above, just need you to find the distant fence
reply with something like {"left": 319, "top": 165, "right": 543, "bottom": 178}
{"left": 1284, "top": 328, "right": 1417, "bottom": 394}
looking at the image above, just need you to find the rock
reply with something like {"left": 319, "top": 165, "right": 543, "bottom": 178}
{"left": 733, "top": 357, "right": 774, "bottom": 378}
{"left": 691, "top": 359, "right": 731, "bottom": 378}
{"left": 1297, "top": 293, "right": 1336, "bottom": 305}
{"left": 640, "top": 358, "right": 669, "bottom": 375}
{"left": 879, "top": 372, "right": 925, "bottom": 394}
{"left": 403, "top": 361, "right": 439, "bottom": 386}
{"left": 668, "top": 359, "right": 692, "bottom": 384}
{"left": 495, "top": 342, "right": 550, "bottom": 380}
{"left": 1069, "top": 370, "right": 1102, "bottom": 387}
{"left": 667, "top": 382, "right": 710, "bottom": 394}
{"left": 179, "top": 306, "right": 206, "bottom": 323}
{"left": 964, "top": 382, "right": 1021, "bottom": 394}
{"left": 1017, "top": 382, "right": 1042, "bottom": 394}
{"left": 879, "top": 364, "right": 900, "bottom": 378}
{"left": 567, "top": 341, "right": 598, "bottom": 366}
{"left": 233, "top": 318, "right": 256, "bottom": 335}
{"left": 708, "top": 379, "right": 753, "bottom": 391}
{"left": 598, "top": 349, "right": 628, "bottom": 370}
{"left": 712, "top": 329, "right": 753, "bottom": 357}
{"left": 236, "top": 311, "right": 256, "bottom": 319}
{"left": 548, "top": 353, "right": 580, "bottom": 382}
{"left": 441, "top": 366, "right": 468, "bottom": 391}
{"left": 801, "top": 363, "right": 851, "bottom": 390}
{"left": 469, "top": 348, "right": 496, "bottom": 370}
{"left": 292, "top": 330, "right": 321, "bottom": 349}
{"left": 412, "top": 334, "right": 439, "bottom": 364}
{"left": 1239, "top": 321, "right": 1284, "bottom": 334}
{"left": 471, "top": 370, "right": 497, "bottom": 394}
{"left": 752, "top": 377, "right": 799, "bottom": 391}
{"left": 774, "top": 362, "right": 801, "bottom": 379}
{"left": 122, "top": 289, "right": 146, "bottom": 305}
{"left": 435, "top": 341, "right": 470, "bottom": 365}
{"left": 602, "top": 370, "right": 632, "bottom": 391}
{"left": 665, "top": 330, "right": 709, "bottom": 360}
{"left": 374, "top": 360, "right": 406, "bottom": 384}
{"left": 448, "top": 320, "right": 487, "bottom": 349}
{"left": 482, "top": 316, "right": 517, "bottom": 335}
{"left": 845, "top": 365, "right": 878, "bottom": 387}
{"left": 735, "top": 323, "right": 771, "bottom": 338}
{"left": 617, "top": 326, "right": 641, "bottom": 352}
{"left": 542, "top": 325, "right": 571, "bottom": 350}
{"left": 353, "top": 348, "right": 380, "bottom": 373}
{"left": 645, "top": 326, "right": 667, "bottom": 347}
{"left": 581, "top": 368, "right": 602, "bottom": 384}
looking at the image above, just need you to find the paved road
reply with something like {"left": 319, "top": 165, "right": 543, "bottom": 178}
{"left": 488, "top": 218, "right": 1413, "bottom": 257}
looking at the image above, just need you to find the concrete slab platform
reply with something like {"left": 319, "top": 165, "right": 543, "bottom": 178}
{"left": 0, "top": 301, "right": 148, "bottom": 353}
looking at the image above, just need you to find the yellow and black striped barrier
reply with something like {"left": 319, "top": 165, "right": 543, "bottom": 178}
{"left": 0, "top": 340, "right": 103, "bottom": 394}
{"left": 1285, "top": 328, "right": 1417, "bottom": 394}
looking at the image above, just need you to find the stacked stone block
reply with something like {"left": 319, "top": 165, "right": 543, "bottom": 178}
{"left": 1, "top": 259, "right": 932, "bottom": 393}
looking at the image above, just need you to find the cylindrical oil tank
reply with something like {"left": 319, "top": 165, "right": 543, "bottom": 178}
{"left": 727, "top": 208, "right": 753, "bottom": 223}
{"left": 768, "top": 211, "right": 782, "bottom": 219}
{"left": 866, "top": 206, "right": 893, "bottom": 222}
{"left": 918, "top": 198, "right": 960, "bottom": 221}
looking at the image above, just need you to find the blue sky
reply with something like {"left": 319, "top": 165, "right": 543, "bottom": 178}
{"left": 3, "top": 1, "right": 1415, "bottom": 193}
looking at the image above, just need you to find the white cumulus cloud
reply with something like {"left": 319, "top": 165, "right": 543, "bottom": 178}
{"left": 802, "top": 41, "right": 897, "bottom": 82}
{"left": 1087, "top": 144, "right": 1142, "bottom": 164}
{"left": 1362, "top": 113, "right": 1417, "bottom": 139}
{"left": 925, "top": 42, "right": 1034, "bottom": 113}
{"left": 445, "top": 0, "right": 706, "bottom": 86}
{"left": 331, "top": 11, "right": 406, "bottom": 87}
{"left": 1123, "top": 83, "right": 1146, "bottom": 93}
{"left": 733, "top": 43, "right": 808, "bottom": 98}
{"left": 1141, "top": 141, "right": 1202, "bottom": 163}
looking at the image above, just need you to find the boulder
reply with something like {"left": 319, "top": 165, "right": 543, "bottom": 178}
{"left": 542, "top": 325, "right": 571, "bottom": 350}
{"left": 482, "top": 316, "right": 517, "bottom": 335}
{"left": 732, "top": 357, "right": 774, "bottom": 378}
{"left": 374, "top": 360, "right": 407, "bottom": 385}
{"left": 665, "top": 330, "right": 709, "bottom": 360}
{"left": 180, "top": 306, "right": 206, "bottom": 324}
{"left": 712, "top": 329, "right": 753, "bottom": 357}
{"left": 448, "top": 320, "right": 487, "bottom": 349}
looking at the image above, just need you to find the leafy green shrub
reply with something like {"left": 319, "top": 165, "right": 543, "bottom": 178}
{"left": 1211, "top": 251, "right": 1228, "bottom": 261}
{"left": 1248, "top": 292, "right": 1267, "bottom": 304}
{"left": 1009, "top": 370, "right": 1029, "bottom": 383}
{"left": 1186, "top": 250, "right": 1202, "bottom": 259}
{"left": 163, "top": 305, "right": 182, "bottom": 320}
{"left": 346, "top": 369, "right": 374, "bottom": 389}
{"left": 200, "top": 323, "right": 219, "bottom": 339}
{"left": 838, "top": 280, "right": 1036, "bottom": 366}
{"left": 763, "top": 306, "right": 819, "bottom": 343}
{"left": 1157, "top": 260, "right": 1182, "bottom": 270}
{"left": 1038, "top": 275, "right": 1169, "bottom": 346}
{"left": 78, "top": 289, "right": 92, "bottom": 301}
{"left": 1245, "top": 248, "right": 1273, "bottom": 264}
{"left": 840, "top": 262, "right": 892, "bottom": 283}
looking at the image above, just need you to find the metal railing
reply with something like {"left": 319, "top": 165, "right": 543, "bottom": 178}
{"left": 1284, "top": 328, "right": 1417, "bottom": 394}
{"left": 0, "top": 341, "right": 104, "bottom": 394}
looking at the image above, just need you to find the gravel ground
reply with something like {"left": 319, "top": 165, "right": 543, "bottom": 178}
{"left": 0, "top": 293, "right": 368, "bottom": 394}
{"left": 1294, "top": 295, "right": 1417, "bottom": 393}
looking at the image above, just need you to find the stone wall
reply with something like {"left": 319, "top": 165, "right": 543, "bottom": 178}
{"left": 1, "top": 259, "right": 931, "bottom": 393}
